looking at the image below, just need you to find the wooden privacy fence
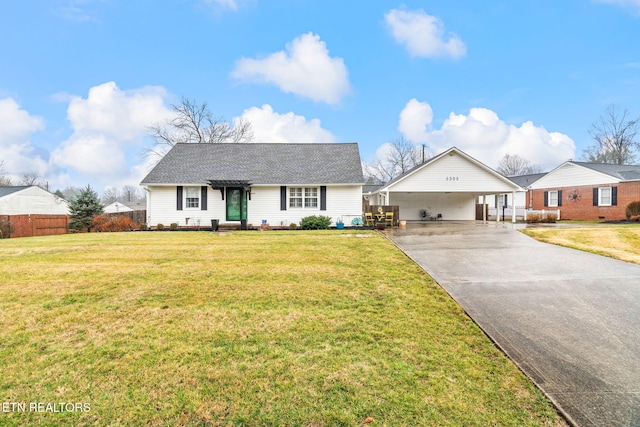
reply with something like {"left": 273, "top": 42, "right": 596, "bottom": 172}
{"left": 0, "top": 214, "right": 69, "bottom": 238}
{"left": 105, "top": 210, "right": 146, "bottom": 225}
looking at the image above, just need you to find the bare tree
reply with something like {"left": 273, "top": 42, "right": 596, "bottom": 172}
{"left": 365, "top": 137, "right": 427, "bottom": 183}
{"left": 496, "top": 154, "right": 542, "bottom": 176}
{"left": 582, "top": 105, "right": 640, "bottom": 165}
{"left": 61, "top": 186, "right": 83, "bottom": 201}
{"left": 120, "top": 185, "right": 145, "bottom": 204}
{"left": 146, "top": 97, "right": 254, "bottom": 161}
{"left": 102, "top": 185, "right": 146, "bottom": 205}
{"left": 0, "top": 160, "right": 12, "bottom": 187}
{"left": 102, "top": 187, "right": 119, "bottom": 204}
{"left": 19, "top": 171, "right": 47, "bottom": 189}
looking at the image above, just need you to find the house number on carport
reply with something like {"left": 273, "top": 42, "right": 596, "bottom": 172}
{"left": 445, "top": 176, "right": 459, "bottom": 181}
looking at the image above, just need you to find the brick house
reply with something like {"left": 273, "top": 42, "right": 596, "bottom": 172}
{"left": 527, "top": 161, "right": 640, "bottom": 220}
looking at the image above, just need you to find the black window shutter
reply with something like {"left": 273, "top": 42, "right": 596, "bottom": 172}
{"left": 280, "top": 186, "right": 287, "bottom": 211}
{"left": 201, "top": 186, "right": 207, "bottom": 210}
{"left": 177, "top": 186, "right": 183, "bottom": 211}
{"left": 593, "top": 188, "right": 599, "bottom": 206}
{"left": 543, "top": 191, "right": 548, "bottom": 207}
{"left": 320, "top": 186, "right": 327, "bottom": 211}
{"left": 612, "top": 187, "right": 617, "bottom": 206}
{"left": 558, "top": 190, "right": 562, "bottom": 207}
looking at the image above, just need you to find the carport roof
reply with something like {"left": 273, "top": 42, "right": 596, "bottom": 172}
{"left": 375, "top": 147, "right": 524, "bottom": 193}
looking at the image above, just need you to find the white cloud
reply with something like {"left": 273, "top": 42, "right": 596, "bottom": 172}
{"left": 51, "top": 81, "right": 172, "bottom": 184}
{"left": 239, "top": 104, "right": 336, "bottom": 143}
{"left": 397, "top": 99, "right": 576, "bottom": 169}
{"left": 595, "top": 0, "right": 640, "bottom": 14}
{"left": 385, "top": 8, "right": 466, "bottom": 59}
{"left": 200, "top": 0, "right": 238, "bottom": 11}
{"left": 398, "top": 98, "right": 433, "bottom": 142}
{"left": 231, "top": 33, "right": 351, "bottom": 104}
{"left": 0, "top": 98, "right": 48, "bottom": 176}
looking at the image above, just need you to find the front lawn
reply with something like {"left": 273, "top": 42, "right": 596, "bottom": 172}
{"left": 522, "top": 224, "right": 640, "bottom": 264}
{"left": 0, "top": 231, "right": 564, "bottom": 426}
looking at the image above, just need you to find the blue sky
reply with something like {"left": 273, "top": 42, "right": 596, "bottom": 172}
{"left": 1, "top": 0, "right": 639, "bottom": 194}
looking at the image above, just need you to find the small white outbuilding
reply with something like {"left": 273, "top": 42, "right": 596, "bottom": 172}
{"left": 0, "top": 186, "right": 70, "bottom": 215}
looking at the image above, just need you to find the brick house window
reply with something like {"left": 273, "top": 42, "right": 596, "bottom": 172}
{"left": 599, "top": 187, "right": 612, "bottom": 206}
{"left": 593, "top": 186, "right": 617, "bottom": 206}
{"left": 544, "top": 190, "right": 562, "bottom": 207}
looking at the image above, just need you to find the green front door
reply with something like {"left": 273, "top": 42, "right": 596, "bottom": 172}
{"left": 226, "top": 187, "right": 248, "bottom": 221}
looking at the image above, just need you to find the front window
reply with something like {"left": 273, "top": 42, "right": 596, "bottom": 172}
{"left": 289, "top": 187, "right": 303, "bottom": 208}
{"left": 599, "top": 187, "right": 612, "bottom": 206}
{"left": 289, "top": 187, "right": 318, "bottom": 209}
{"left": 185, "top": 187, "right": 200, "bottom": 208}
{"left": 548, "top": 191, "right": 558, "bottom": 207}
{"left": 304, "top": 187, "right": 318, "bottom": 208}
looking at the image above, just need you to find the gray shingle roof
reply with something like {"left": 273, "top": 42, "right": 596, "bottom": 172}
{"left": 507, "top": 173, "right": 547, "bottom": 187}
{"left": 573, "top": 161, "right": 640, "bottom": 181}
{"left": 140, "top": 143, "right": 365, "bottom": 185}
{"left": 0, "top": 186, "right": 29, "bottom": 198}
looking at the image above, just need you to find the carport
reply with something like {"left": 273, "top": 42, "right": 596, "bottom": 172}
{"left": 366, "top": 147, "right": 524, "bottom": 222}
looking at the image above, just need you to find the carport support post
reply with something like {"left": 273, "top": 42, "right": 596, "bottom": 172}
{"left": 482, "top": 195, "right": 487, "bottom": 222}
{"left": 511, "top": 191, "right": 516, "bottom": 223}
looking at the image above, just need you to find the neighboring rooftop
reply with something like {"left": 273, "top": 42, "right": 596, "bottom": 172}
{"left": 0, "top": 186, "right": 30, "bottom": 198}
{"left": 140, "top": 143, "right": 365, "bottom": 185}
{"left": 507, "top": 173, "right": 547, "bottom": 188}
{"left": 573, "top": 161, "right": 640, "bottom": 181}
{"left": 363, "top": 184, "right": 385, "bottom": 194}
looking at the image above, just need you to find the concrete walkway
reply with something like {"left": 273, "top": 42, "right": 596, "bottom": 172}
{"left": 387, "top": 221, "right": 640, "bottom": 427}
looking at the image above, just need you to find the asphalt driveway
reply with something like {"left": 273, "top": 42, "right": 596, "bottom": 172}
{"left": 387, "top": 221, "right": 640, "bottom": 427}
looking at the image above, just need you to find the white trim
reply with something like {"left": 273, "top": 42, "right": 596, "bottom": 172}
{"left": 184, "top": 186, "right": 200, "bottom": 209}
{"left": 598, "top": 187, "right": 612, "bottom": 206}
{"left": 288, "top": 186, "right": 320, "bottom": 210}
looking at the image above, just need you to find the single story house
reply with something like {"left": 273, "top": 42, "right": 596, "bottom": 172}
{"left": 0, "top": 186, "right": 70, "bottom": 215}
{"left": 140, "top": 143, "right": 365, "bottom": 229}
{"left": 527, "top": 161, "right": 640, "bottom": 220}
{"left": 365, "top": 147, "right": 525, "bottom": 222}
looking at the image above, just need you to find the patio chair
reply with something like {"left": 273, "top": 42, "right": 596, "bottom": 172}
{"left": 364, "top": 212, "right": 375, "bottom": 226}
{"left": 385, "top": 212, "right": 394, "bottom": 226}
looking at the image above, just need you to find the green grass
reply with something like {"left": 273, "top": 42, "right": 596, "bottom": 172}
{"left": 0, "top": 231, "right": 565, "bottom": 426}
{"left": 522, "top": 224, "right": 640, "bottom": 265}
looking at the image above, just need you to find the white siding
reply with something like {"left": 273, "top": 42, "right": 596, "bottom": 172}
{"left": 390, "top": 192, "right": 476, "bottom": 220}
{"left": 389, "top": 151, "right": 521, "bottom": 193}
{"left": 145, "top": 185, "right": 362, "bottom": 228}
{"left": 146, "top": 186, "right": 225, "bottom": 228}
{"left": 0, "top": 187, "right": 70, "bottom": 215}
{"left": 531, "top": 163, "right": 619, "bottom": 189}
